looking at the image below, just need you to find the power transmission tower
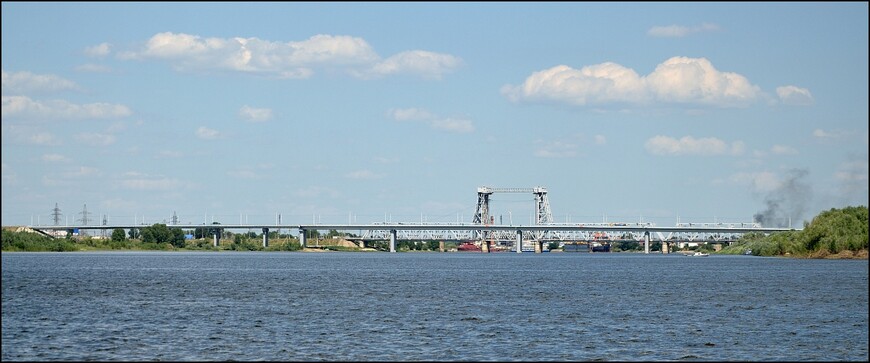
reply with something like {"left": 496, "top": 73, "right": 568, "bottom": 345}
{"left": 76, "top": 204, "right": 91, "bottom": 237}
{"left": 51, "top": 203, "right": 63, "bottom": 225}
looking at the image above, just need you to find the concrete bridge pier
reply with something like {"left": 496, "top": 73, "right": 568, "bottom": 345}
{"left": 357, "top": 240, "right": 366, "bottom": 249}
{"left": 644, "top": 231, "right": 650, "bottom": 254}
{"left": 213, "top": 232, "right": 219, "bottom": 247}
{"left": 482, "top": 240, "right": 490, "bottom": 253}
{"left": 439, "top": 241, "right": 445, "bottom": 252}
{"left": 662, "top": 241, "right": 670, "bottom": 254}
{"left": 535, "top": 241, "right": 542, "bottom": 253}
{"left": 516, "top": 230, "right": 523, "bottom": 253}
{"left": 262, "top": 228, "right": 269, "bottom": 248}
{"left": 389, "top": 230, "right": 397, "bottom": 252}
{"left": 298, "top": 229, "right": 307, "bottom": 248}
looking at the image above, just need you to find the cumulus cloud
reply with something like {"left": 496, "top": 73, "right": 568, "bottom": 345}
{"left": 362, "top": 50, "right": 463, "bottom": 80}
{"left": 119, "top": 32, "right": 461, "bottom": 80}
{"left": 388, "top": 107, "right": 474, "bottom": 133}
{"left": 2, "top": 95, "right": 131, "bottom": 119}
{"left": 645, "top": 135, "right": 745, "bottom": 156}
{"left": 502, "top": 56, "right": 763, "bottom": 108}
{"left": 534, "top": 140, "right": 578, "bottom": 158}
{"left": 84, "top": 42, "right": 112, "bottom": 58}
{"left": 770, "top": 144, "right": 798, "bottom": 155}
{"left": 2, "top": 70, "right": 79, "bottom": 94}
{"left": 195, "top": 126, "right": 221, "bottom": 140}
{"left": 812, "top": 128, "right": 849, "bottom": 140}
{"left": 239, "top": 105, "right": 273, "bottom": 122}
{"left": 776, "top": 85, "right": 813, "bottom": 105}
{"left": 647, "top": 23, "right": 720, "bottom": 38}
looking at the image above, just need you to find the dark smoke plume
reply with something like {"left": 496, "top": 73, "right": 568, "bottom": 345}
{"left": 753, "top": 169, "right": 811, "bottom": 227}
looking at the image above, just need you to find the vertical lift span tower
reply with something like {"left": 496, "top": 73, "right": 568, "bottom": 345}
{"left": 472, "top": 186, "right": 553, "bottom": 251}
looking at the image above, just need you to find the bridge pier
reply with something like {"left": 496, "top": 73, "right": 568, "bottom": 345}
{"left": 662, "top": 241, "right": 670, "bottom": 254}
{"left": 644, "top": 231, "right": 650, "bottom": 254}
{"left": 516, "top": 230, "right": 523, "bottom": 253}
{"left": 439, "top": 241, "right": 445, "bottom": 252}
{"left": 299, "top": 229, "right": 307, "bottom": 248}
{"left": 262, "top": 228, "right": 269, "bottom": 248}
{"left": 482, "top": 240, "right": 490, "bottom": 253}
{"left": 389, "top": 230, "right": 396, "bottom": 253}
{"left": 358, "top": 240, "right": 366, "bottom": 249}
{"left": 535, "top": 240, "right": 542, "bottom": 253}
{"left": 213, "top": 232, "right": 219, "bottom": 248}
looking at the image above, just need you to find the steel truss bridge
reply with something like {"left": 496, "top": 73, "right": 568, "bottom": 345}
{"left": 25, "top": 186, "right": 798, "bottom": 253}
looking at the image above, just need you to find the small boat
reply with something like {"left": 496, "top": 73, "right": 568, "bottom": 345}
{"left": 457, "top": 242, "right": 482, "bottom": 252}
{"left": 688, "top": 251, "right": 710, "bottom": 257}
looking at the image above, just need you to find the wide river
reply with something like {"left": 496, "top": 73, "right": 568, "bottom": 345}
{"left": 2, "top": 251, "right": 867, "bottom": 361}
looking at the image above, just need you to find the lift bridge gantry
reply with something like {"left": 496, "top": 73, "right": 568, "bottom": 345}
{"left": 473, "top": 186, "right": 553, "bottom": 242}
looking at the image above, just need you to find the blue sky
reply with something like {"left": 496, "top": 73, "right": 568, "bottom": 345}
{"left": 2, "top": 2, "right": 867, "bottom": 228}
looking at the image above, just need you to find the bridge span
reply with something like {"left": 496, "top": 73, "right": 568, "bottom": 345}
{"left": 27, "top": 222, "right": 798, "bottom": 254}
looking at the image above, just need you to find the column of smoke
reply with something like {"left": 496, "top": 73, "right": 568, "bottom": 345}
{"left": 753, "top": 169, "right": 811, "bottom": 228}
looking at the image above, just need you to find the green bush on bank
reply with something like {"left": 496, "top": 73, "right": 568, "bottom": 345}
{"left": 722, "top": 205, "right": 868, "bottom": 257}
{"left": 1, "top": 230, "right": 77, "bottom": 251}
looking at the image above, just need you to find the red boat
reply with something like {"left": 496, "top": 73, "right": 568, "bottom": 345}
{"left": 457, "top": 242, "right": 482, "bottom": 252}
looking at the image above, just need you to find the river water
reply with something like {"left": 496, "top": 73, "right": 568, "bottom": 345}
{"left": 2, "top": 251, "right": 867, "bottom": 361}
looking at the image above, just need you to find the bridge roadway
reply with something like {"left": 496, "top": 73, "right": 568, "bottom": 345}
{"left": 28, "top": 222, "right": 798, "bottom": 254}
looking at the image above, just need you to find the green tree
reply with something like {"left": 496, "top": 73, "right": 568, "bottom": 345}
{"left": 111, "top": 228, "right": 126, "bottom": 242}
{"left": 140, "top": 223, "right": 185, "bottom": 247}
{"left": 128, "top": 228, "right": 140, "bottom": 239}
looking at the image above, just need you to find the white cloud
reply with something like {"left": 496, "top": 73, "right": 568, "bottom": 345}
{"left": 195, "top": 126, "right": 221, "bottom": 140}
{"left": 27, "top": 132, "right": 61, "bottom": 146}
{"left": 74, "top": 132, "right": 116, "bottom": 146}
{"left": 345, "top": 169, "right": 383, "bottom": 179}
{"left": 84, "top": 42, "right": 112, "bottom": 58}
{"left": 363, "top": 50, "right": 463, "bottom": 80}
{"left": 503, "top": 56, "right": 762, "bottom": 108}
{"left": 239, "top": 105, "right": 273, "bottom": 122}
{"left": 120, "top": 32, "right": 461, "bottom": 80}
{"left": 776, "top": 85, "right": 814, "bottom": 105}
{"left": 812, "top": 128, "right": 849, "bottom": 140}
{"left": 645, "top": 135, "right": 745, "bottom": 156}
{"left": 41, "top": 153, "right": 70, "bottom": 162}
{"left": 647, "top": 23, "right": 720, "bottom": 38}
{"left": 594, "top": 135, "right": 607, "bottom": 145}
{"left": 2, "top": 70, "right": 79, "bottom": 94}
{"left": 2, "top": 95, "right": 132, "bottom": 119}
{"left": 388, "top": 107, "right": 474, "bottom": 133}
{"left": 770, "top": 145, "right": 798, "bottom": 155}
{"left": 430, "top": 117, "right": 474, "bottom": 133}
{"left": 75, "top": 64, "right": 112, "bottom": 73}
{"left": 835, "top": 159, "right": 869, "bottom": 183}
{"left": 388, "top": 107, "right": 435, "bottom": 121}
{"left": 534, "top": 140, "right": 578, "bottom": 158}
